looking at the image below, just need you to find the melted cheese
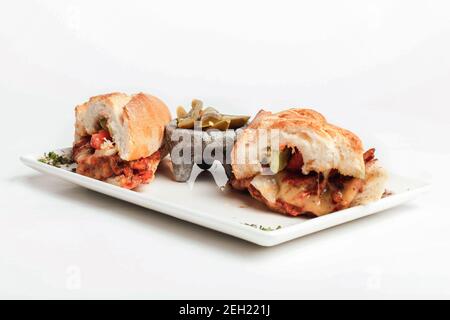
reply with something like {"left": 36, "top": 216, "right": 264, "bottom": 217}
{"left": 94, "top": 139, "right": 118, "bottom": 157}
{"left": 277, "top": 176, "right": 335, "bottom": 216}
{"left": 250, "top": 171, "right": 337, "bottom": 216}
{"left": 251, "top": 175, "right": 279, "bottom": 203}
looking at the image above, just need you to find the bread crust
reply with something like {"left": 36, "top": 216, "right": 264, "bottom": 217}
{"left": 74, "top": 92, "right": 171, "bottom": 161}
{"left": 123, "top": 93, "right": 172, "bottom": 160}
{"left": 232, "top": 108, "right": 366, "bottom": 179}
{"left": 351, "top": 160, "right": 388, "bottom": 206}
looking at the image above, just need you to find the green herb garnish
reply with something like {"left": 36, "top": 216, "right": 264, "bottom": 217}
{"left": 39, "top": 151, "right": 73, "bottom": 168}
{"left": 243, "top": 223, "right": 282, "bottom": 231}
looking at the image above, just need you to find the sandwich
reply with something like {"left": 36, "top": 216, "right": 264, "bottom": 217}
{"left": 72, "top": 92, "right": 171, "bottom": 189}
{"left": 230, "top": 109, "right": 388, "bottom": 217}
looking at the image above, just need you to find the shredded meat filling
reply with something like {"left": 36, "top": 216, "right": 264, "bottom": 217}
{"left": 231, "top": 148, "right": 377, "bottom": 217}
{"left": 72, "top": 137, "right": 159, "bottom": 189}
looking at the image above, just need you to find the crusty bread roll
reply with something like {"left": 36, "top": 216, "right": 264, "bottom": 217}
{"left": 75, "top": 92, "right": 171, "bottom": 161}
{"left": 231, "top": 108, "right": 388, "bottom": 216}
{"left": 232, "top": 108, "right": 366, "bottom": 180}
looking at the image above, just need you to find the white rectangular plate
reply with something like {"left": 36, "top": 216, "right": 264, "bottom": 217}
{"left": 21, "top": 148, "right": 430, "bottom": 246}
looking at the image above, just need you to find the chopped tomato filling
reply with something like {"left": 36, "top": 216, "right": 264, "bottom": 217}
{"left": 90, "top": 130, "right": 111, "bottom": 150}
{"left": 286, "top": 149, "right": 304, "bottom": 172}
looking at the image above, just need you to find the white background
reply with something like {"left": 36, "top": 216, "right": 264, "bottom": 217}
{"left": 1, "top": 0, "right": 450, "bottom": 299}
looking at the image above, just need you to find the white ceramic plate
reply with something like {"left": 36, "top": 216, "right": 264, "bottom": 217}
{"left": 21, "top": 148, "right": 430, "bottom": 246}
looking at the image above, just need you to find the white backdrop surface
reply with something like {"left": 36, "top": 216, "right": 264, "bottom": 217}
{"left": 1, "top": 0, "right": 449, "bottom": 299}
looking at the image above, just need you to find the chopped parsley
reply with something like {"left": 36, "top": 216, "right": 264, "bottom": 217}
{"left": 244, "top": 223, "right": 282, "bottom": 231}
{"left": 39, "top": 151, "right": 73, "bottom": 168}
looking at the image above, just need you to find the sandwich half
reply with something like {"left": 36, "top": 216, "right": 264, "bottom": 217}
{"left": 72, "top": 92, "right": 171, "bottom": 189}
{"left": 230, "top": 109, "right": 388, "bottom": 217}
